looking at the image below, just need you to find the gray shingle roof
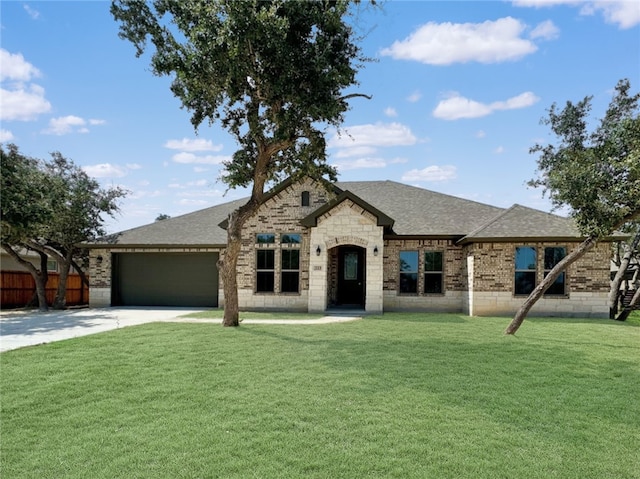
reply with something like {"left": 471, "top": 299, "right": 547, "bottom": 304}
{"left": 337, "top": 181, "right": 505, "bottom": 236}
{"left": 92, "top": 179, "right": 584, "bottom": 247}
{"left": 90, "top": 198, "right": 246, "bottom": 247}
{"left": 460, "top": 204, "right": 580, "bottom": 242}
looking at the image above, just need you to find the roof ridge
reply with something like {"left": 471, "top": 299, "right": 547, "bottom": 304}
{"left": 463, "top": 204, "right": 519, "bottom": 239}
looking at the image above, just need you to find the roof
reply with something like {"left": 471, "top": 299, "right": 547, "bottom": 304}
{"left": 336, "top": 181, "right": 504, "bottom": 236}
{"left": 459, "top": 204, "right": 581, "bottom": 243}
{"left": 88, "top": 198, "right": 246, "bottom": 247}
{"left": 90, "top": 179, "right": 586, "bottom": 247}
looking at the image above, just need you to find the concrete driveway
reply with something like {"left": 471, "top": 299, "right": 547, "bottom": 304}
{"left": 0, "top": 308, "right": 361, "bottom": 352}
{"left": 0, "top": 307, "right": 203, "bottom": 352}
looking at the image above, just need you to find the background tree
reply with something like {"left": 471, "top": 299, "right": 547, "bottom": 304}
{"left": 609, "top": 224, "right": 640, "bottom": 321}
{"left": 505, "top": 79, "right": 640, "bottom": 334}
{"left": 155, "top": 213, "right": 171, "bottom": 221}
{"left": 1, "top": 144, "right": 126, "bottom": 310}
{"left": 112, "top": 0, "right": 372, "bottom": 326}
{"left": 1, "top": 145, "right": 53, "bottom": 310}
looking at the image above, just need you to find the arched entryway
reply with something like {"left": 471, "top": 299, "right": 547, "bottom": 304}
{"left": 328, "top": 245, "right": 366, "bottom": 308}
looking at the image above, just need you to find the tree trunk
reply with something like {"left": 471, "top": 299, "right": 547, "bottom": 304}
{"left": 1, "top": 243, "right": 49, "bottom": 311}
{"left": 615, "top": 287, "right": 640, "bottom": 322}
{"left": 53, "top": 250, "right": 73, "bottom": 309}
{"left": 219, "top": 199, "right": 262, "bottom": 327}
{"left": 505, "top": 236, "right": 597, "bottom": 335}
{"left": 608, "top": 230, "right": 640, "bottom": 318}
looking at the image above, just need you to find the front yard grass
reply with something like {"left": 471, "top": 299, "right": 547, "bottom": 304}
{"left": 1, "top": 313, "right": 639, "bottom": 478}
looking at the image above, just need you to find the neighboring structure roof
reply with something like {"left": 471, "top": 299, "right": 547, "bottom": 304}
{"left": 460, "top": 204, "right": 582, "bottom": 243}
{"left": 90, "top": 179, "right": 587, "bottom": 247}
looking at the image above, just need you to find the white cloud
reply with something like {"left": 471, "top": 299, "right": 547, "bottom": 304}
{"left": 512, "top": 0, "right": 640, "bottom": 29}
{"left": 83, "top": 163, "right": 127, "bottom": 178}
{"left": 23, "top": 4, "right": 41, "bottom": 20}
{"left": 330, "top": 122, "right": 417, "bottom": 149}
{"left": 177, "top": 198, "right": 209, "bottom": 206}
{"left": 126, "top": 163, "right": 142, "bottom": 170}
{"left": 0, "top": 49, "right": 41, "bottom": 81}
{"left": 407, "top": 91, "right": 422, "bottom": 103}
{"left": 384, "top": 107, "right": 398, "bottom": 117}
{"left": 193, "top": 166, "right": 209, "bottom": 173}
{"left": 0, "top": 129, "right": 15, "bottom": 142}
{"left": 332, "top": 157, "right": 387, "bottom": 171}
{"left": 390, "top": 157, "right": 409, "bottom": 165}
{"left": 164, "top": 137, "right": 223, "bottom": 152}
{"left": 89, "top": 119, "right": 106, "bottom": 126}
{"left": 381, "top": 17, "right": 538, "bottom": 65}
{"left": 43, "top": 115, "right": 85, "bottom": 135}
{"left": 402, "top": 165, "right": 457, "bottom": 182}
{"left": 529, "top": 20, "right": 560, "bottom": 40}
{"left": 171, "top": 152, "right": 229, "bottom": 165}
{"left": 0, "top": 84, "right": 51, "bottom": 121}
{"left": 475, "top": 130, "right": 486, "bottom": 139}
{"left": 494, "top": 146, "right": 506, "bottom": 154}
{"left": 433, "top": 91, "right": 540, "bottom": 120}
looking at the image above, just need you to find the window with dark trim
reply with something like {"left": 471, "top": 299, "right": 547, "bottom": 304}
{"left": 424, "top": 251, "right": 444, "bottom": 294}
{"left": 399, "top": 251, "right": 419, "bottom": 294}
{"left": 281, "top": 249, "right": 300, "bottom": 293}
{"left": 256, "top": 250, "right": 275, "bottom": 292}
{"left": 515, "top": 246, "right": 536, "bottom": 295}
{"left": 301, "top": 191, "right": 310, "bottom": 207}
{"left": 47, "top": 260, "right": 58, "bottom": 272}
{"left": 544, "top": 247, "right": 566, "bottom": 295}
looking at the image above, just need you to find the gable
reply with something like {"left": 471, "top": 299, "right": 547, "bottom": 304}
{"left": 300, "top": 190, "right": 394, "bottom": 229}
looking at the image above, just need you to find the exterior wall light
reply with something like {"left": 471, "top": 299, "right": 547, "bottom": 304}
{"left": 373, "top": 246, "right": 379, "bottom": 256}
{"left": 316, "top": 245, "right": 321, "bottom": 256}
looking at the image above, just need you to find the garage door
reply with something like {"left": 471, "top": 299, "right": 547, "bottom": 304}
{"left": 112, "top": 252, "right": 219, "bottom": 307}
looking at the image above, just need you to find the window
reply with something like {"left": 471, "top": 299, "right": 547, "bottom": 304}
{"left": 281, "top": 233, "right": 302, "bottom": 244}
{"left": 544, "top": 247, "right": 566, "bottom": 295}
{"left": 46, "top": 260, "right": 58, "bottom": 272}
{"left": 301, "top": 191, "right": 310, "bottom": 207}
{"left": 256, "top": 233, "right": 275, "bottom": 244}
{"left": 281, "top": 250, "right": 300, "bottom": 293}
{"left": 424, "top": 251, "right": 443, "bottom": 294}
{"left": 256, "top": 250, "right": 275, "bottom": 292}
{"left": 515, "top": 246, "right": 536, "bottom": 295}
{"left": 399, "top": 251, "right": 419, "bottom": 294}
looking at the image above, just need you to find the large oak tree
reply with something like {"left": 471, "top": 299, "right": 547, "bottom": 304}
{"left": 112, "top": 0, "right": 372, "bottom": 326}
{"left": 1, "top": 144, "right": 126, "bottom": 310}
{"left": 505, "top": 79, "right": 640, "bottom": 334}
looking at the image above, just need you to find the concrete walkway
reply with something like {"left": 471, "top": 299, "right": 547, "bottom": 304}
{"left": 0, "top": 307, "right": 361, "bottom": 352}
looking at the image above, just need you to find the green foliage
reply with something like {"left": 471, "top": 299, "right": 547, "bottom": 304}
{"left": 2, "top": 314, "right": 639, "bottom": 478}
{"left": 529, "top": 79, "right": 640, "bottom": 238}
{"left": 111, "top": 0, "right": 370, "bottom": 190}
{"left": 0, "top": 144, "right": 52, "bottom": 243}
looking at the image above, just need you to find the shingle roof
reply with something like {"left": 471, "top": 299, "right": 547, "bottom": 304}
{"left": 336, "top": 181, "right": 504, "bottom": 236}
{"left": 460, "top": 204, "right": 581, "bottom": 242}
{"left": 91, "top": 179, "right": 584, "bottom": 247}
{"left": 89, "top": 198, "right": 245, "bottom": 247}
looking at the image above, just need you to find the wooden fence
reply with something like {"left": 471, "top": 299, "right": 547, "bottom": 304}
{"left": 0, "top": 271, "right": 89, "bottom": 309}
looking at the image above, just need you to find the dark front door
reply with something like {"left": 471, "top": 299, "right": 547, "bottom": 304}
{"left": 337, "top": 247, "right": 365, "bottom": 307}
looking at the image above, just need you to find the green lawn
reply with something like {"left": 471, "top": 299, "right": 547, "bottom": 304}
{"left": 1, "top": 313, "right": 639, "bottom": 478}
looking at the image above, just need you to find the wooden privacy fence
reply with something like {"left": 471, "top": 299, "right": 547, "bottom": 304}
{"left": 0, "top": 271, "right": 89, "bottom": 309}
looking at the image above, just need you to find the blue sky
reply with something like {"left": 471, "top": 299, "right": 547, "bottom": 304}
{"left": 2, "top": 1, "right": 639, "bottom": 233}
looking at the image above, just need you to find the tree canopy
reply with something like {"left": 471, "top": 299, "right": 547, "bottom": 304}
{"left": 112, "top": 0, "right": 373, "bottom": 326}
{"left": 1, "top": 144, "right": 126, "bottom": 309}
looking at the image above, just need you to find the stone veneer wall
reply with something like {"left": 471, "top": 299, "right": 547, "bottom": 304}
{"left": 308, "top": 199, "right": 384, "bottom": 313}
{"left": 232, "top": 178, "right": 333, "bottom": 311}
{"left": 465, "top": 241, "right": 611, "bottom": 318}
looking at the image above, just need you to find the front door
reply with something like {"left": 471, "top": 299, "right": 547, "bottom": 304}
{"left": 337, "top": 247, "right": 365, "bottom": 307}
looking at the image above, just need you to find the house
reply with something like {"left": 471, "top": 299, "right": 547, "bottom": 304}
{"left": 86, "top": 178, "right": 615, "bottom": 318}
